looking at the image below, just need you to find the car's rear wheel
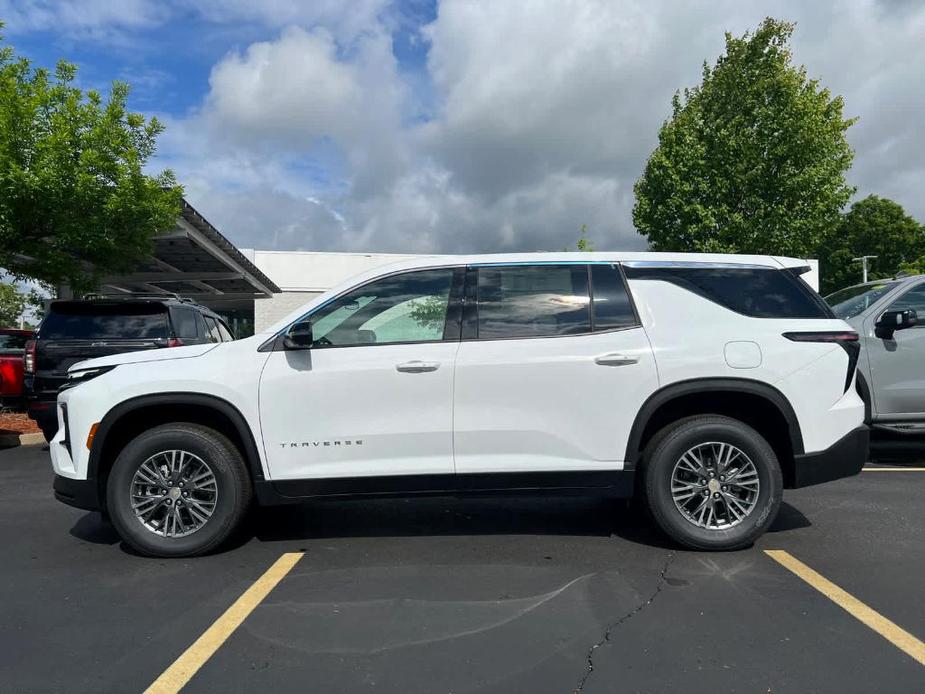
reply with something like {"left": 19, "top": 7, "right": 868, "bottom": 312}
{"left": 106, "top": 423, "right": 252, "bottom": 557}
{"left": 642, "top": 415, "right": 782, "bottom": 550}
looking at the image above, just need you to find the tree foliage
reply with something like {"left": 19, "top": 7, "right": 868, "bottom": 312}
{"left": 633, "top": 18, "right": 856, "bottom": 259}
{"left": 0, "top": 27, "right": 182, "bottom": 290}
{"left": 819, "top": 195, "right": 925, "bottom": 294}
{"left": 0, "top": 282, "right": 26, "bottom": 326}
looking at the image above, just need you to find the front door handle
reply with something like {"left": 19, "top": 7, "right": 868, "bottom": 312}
{"left": 594, "top": 352, "right": 640, "bottom": 367}
{"left": 396, "top": 360, "right": 440, "bottom": 373}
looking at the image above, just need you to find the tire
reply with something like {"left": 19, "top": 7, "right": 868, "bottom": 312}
{"left": 642, "top": 415, "right": 782, "bottom": 551}
{"left": 39, "top": 421, "right": 58, "bottom": 443}
{"left": 106, "top": 423, "right": 252, "bottom": 557}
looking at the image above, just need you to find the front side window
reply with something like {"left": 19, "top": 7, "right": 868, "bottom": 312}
{"left": 306, "top": 268, "right": 456, "bottom": 347}
{"left": 887, "top": 283, "right": 925, "bottom": 320}
{"left": 476, "top": 265, "right": 591, "bottom": 339}
{"left": 204, "top": 317, "right": 221, "bottom": 343}
{"left": 218, "top": 321, "right": 235, "bottom": 341}
{"left": 626, "top": 266, "right": 833, "bottom": 319}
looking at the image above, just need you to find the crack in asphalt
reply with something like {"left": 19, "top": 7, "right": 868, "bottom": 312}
{"left": 573, "top": 551, "right": 676, "bottom": 694}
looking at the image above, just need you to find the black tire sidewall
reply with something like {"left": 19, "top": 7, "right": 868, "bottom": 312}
{"left": 106, "top": 425, "right": 250, "bottom": 557}
{"left": 644, "top": 416, "right": 782, "bottom": 551}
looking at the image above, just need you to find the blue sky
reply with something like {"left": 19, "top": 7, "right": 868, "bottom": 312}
{"left": 2, "top": 1, "right": 924, "bottom": 256}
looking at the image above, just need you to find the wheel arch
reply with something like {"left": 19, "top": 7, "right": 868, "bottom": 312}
{"left": 88, "top": 393, "right": 265, "bottom": 507}
{"left": 625, "top": 378, "right": 804, "bottom": 487}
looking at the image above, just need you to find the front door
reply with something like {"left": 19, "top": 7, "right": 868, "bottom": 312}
{"left": 864, "top": 281, "right": 925, "bottom": 419}
{"left": 259, "top": 266, "right": 463, "bottom": 480}
{"left": 453, "top": 263, "right": 658, "bottom": 474}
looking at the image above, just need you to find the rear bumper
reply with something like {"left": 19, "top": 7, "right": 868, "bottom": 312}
{"left": 791, "top": 425, "right": 869, "bottom": 488}
{"left": 53, "top": 474, "right": 102, "bottom": 512}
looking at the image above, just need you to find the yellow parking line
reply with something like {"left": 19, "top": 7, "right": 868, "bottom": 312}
{"left": 765, "top": 550, "right": 925, "bottom": 667}
{"left": 863, "top": 467, "right": 925, "bottom": 472}
{"left": 144, "top": 552, "right": 305, "bottom": 693}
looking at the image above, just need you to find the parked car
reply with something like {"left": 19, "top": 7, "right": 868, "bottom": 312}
{"left": 26, "top": 295, "right": 235, "bottom": 440}
{"left": 824, "top": 274, "right": 925, "bottom": 435}
{"left": 48, "top": 253, "right": 867, "bottom": 557}
{"left": 0, "top": 328, "right": 33, "bottom": 406}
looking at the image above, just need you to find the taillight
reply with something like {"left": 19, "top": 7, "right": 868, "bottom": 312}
{"left": 167, "top": 337, "right": 183, "bottom": 347}
{"left": 782, "top": 331, "right": 859, "bottom": 344}
{"left": 783, "top": 331, "right": 860, "bottom": 392}
{"left": 24, "top": 339, "right": 36, "bottom": 374}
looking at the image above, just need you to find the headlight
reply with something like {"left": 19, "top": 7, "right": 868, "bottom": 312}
{"left": 60, "top": 365, "right": 117, "bottom": 390}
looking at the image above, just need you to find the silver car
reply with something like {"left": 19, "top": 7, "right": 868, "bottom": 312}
{"left": 825, "top": 275, "right": 925, "bottom": 434}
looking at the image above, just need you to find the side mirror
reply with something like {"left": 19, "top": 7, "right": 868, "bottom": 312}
{"left": 283, "top": 322, "right": 313, "bottom": 350}
{"left": 875, "top": 308, "right": 918, "bottom": 339}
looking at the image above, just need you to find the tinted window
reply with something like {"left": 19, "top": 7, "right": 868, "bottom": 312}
{"left": 307, "top": 268, "right": 455, "bottom": 347}
{"left": 40, "top": 304, "right": 169, "bottom": 339}
{"left": 218, "top": 321, "right": 235, "bottom": 341}
{"left": 476, "top": 265, "right": 591, "bottom": 339}
{"left": 825, "top": 281, "right": 901, "bottom": 319}
{"left": 171, "top": 308, "right": 201, "bottom": 340}
{"left": 591, "top": 264, "right": 636, "bottom": 330}
{"left": 0, "top": 334, "right": 29, "bottom": 351}
{"left": 625, "top": 266, "right": 832, "bottom": 319}
{"left": 204, "top": 317, "right": 221, "bottom": 343}
{"left": 889, "top": 283, "right": 925, "bottom": 318}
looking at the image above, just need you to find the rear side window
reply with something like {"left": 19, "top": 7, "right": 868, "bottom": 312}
{"left": 171, "top": 308, "right": 201, "bottom": 340}
{"left": 590, "top": 264, "right": 637, "bottom": 330}
{"left": 624, "top": 266, "right": 833, "bottom": 319}
{"left": 0, "top": 334, "right": 29, "bottom": 351}
{"left": 476, "top": 265, "right": 591, "bottom": 339}
{"left": 40, "top": 304, "right": 169, "bottom": 339}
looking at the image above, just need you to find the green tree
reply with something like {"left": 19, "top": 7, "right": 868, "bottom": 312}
{"left": 0, "top": 282, "right": 26, "bottom": 326}
{"left": 564, "top": 224, "right": 595, "bottom": 252}
{"left": 633, "top": 18, "right": 856, "bottom": 259}
{"left": 0, "top": 27, "right": 182, "bottom": 291}
{"left": 819, "top": 195, "right": 925, "bottom": 294}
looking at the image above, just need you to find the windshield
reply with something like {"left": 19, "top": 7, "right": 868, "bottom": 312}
{"left": 824, "top": 281, "right": 900, "bottom": 319}
{"left": 40, "top": 304, "right": 169, "bottom": 340}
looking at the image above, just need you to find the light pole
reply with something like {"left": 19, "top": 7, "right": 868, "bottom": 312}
{"left": 852, "top": 255, "right": 878, "bottom": 283}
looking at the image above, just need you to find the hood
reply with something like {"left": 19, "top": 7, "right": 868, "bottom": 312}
{"left": 68, "top": 343, "right": 219, "bottom": 373}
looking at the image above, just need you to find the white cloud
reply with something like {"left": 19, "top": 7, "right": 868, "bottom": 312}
{"left": 144, "top": 0, "right": 925, "bottom": 256}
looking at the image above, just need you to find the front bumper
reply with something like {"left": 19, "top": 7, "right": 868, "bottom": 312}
{"left": 53, "top": 474, "right": 103, "bottom": 511}
{"left": 791, "top": 425, "right": 869, "bottom": 488}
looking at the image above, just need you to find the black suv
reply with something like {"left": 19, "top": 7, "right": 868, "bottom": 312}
{"left": 25, "top": 295, "right": 235, "bottom": 440}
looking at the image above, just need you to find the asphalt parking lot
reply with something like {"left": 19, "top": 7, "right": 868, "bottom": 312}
{"left": 1, "top": 445, "right": 923, "bottom": 693}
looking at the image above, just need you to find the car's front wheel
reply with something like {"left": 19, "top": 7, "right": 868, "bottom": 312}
{"left": 106, "top": 423, "right": 252, "bottom": 557}
{"left": 642, "top": 415, "right": 782, "bottom": 550}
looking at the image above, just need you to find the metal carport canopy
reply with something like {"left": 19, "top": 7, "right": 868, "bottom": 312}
{"left": 101, "top": 199, "right": 280, "bottom": 310}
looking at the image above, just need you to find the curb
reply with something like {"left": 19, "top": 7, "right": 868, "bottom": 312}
{"left": 0, "top": 432, "right": 46, "bottom": 448}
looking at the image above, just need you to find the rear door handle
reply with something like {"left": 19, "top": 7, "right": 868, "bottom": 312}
{"left": 396, "top": 360, "right": 440, "bottom": 373}
{"left": 594, "top": 353, "right": 640, "bottom": 366}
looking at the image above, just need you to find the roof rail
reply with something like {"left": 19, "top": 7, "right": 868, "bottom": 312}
{"left": 79, "top": 292, "right": 197, "bottom": 304}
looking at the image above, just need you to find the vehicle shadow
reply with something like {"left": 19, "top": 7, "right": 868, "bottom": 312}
{"left": 68, "top": 497, "right": 811, "bottom": 554}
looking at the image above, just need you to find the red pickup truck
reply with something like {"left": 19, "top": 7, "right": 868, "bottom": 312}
{"left": 0, "top": 328, "right": 32, "bottom": 404}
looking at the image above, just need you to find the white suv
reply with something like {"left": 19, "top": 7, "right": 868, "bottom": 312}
{"left": 49, "top": 253, "right": 867, "bottom": 557}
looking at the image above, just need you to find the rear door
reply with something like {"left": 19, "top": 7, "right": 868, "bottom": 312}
{"left": 864, "top": 281, "right": 925, "bottom": 419}
{"left": 453, "top": 263, "right": 658, "bottom": 474}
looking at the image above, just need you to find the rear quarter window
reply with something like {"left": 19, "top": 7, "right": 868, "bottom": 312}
{"left": 624, "top": 266, "right": 833, "bottom": 319}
